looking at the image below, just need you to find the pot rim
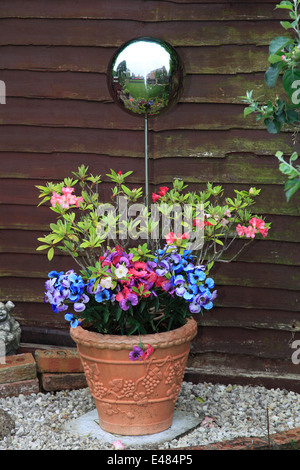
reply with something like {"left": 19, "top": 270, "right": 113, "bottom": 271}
{"left": 70, "top": 317, "right": 198, "bottom": 350}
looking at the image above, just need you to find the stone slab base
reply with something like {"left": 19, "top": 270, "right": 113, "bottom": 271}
{"left": 63, "top": 409, "right": 202, "bottom": 449}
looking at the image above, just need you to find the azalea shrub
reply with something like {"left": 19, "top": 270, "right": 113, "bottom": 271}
{"left": 38, "top": 165, "right": 270, "bottom": 336}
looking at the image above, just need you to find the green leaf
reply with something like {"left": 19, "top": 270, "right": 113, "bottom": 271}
{"left": 207, "top": 218, "right": 217, "bottom": 225}
{"left": 243, "top": 107, "right": 254, "bottom": 117}
{"left": 47, "top": 247, "right": 54, "bottom": 260}
{"left": 275, "top": 1, "right": 293, "bottom": 10}
{"left": 195, "top": 396, "right": 205, "bottom": 403}
{"left": 268, "top": 36, "right": 293, "bottom": 55}
{"left": 265, "top": 61, "right": 286, "bottom": 88}
{"left": 284, "top": 177, "right": 300, "bottom": 201}
{"left": 264, "top": 118, "right": 282, "bottom": 133}
{"left": 280, "top": 21, "right": 293, "bottom": 30}
{"left": 268, "top": 54, "right": 283, "bottom": 63}
{"left": 36, "top": 245, "right": 49, "bottom": 251}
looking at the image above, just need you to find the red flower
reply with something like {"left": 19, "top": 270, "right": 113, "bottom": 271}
{"left": 118, "top": 171, "right": 122, "bottom": 175}
{"left": 158, "top": 186, "right": 169, "bottom": 197}
{"left": 152, "top": 193, "right": 161, "bottom": 203}
{"left": 129, "top": 261, "right": 148, "bottom": 278}
{"left": 155, "top": 276, "right": 168, "bottom": 288}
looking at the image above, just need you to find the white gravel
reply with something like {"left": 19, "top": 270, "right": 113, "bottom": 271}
{"left": 0, "top": 381, "right": 299, "bottom": 450}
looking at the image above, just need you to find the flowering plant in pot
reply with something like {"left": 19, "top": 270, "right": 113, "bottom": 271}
{"left": 37, "top": 165, "right": 270, "bottom": 435}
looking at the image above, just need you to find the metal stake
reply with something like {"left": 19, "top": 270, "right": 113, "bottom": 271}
{"left": 144, "top": 113, "right": 149, "bottom": 212}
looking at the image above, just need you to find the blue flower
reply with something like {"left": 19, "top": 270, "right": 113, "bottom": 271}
{"left": 187, "top": 268, "right": 206, "bottom": 285}
{"left": 182, "top": 261, "right": 195, "bottom": 273}
{"left": 183, "top": 284, "right": 198, "bottom": 302}
{"left": 169, "top": 253, "right": 183, "bottom": 273}
{"left": 48, "top": 270, "right": 64, "bottom": 279}
{"left": 95, "top": 289, "right": 111, "bottom": 303}
{"left": 204, "top": 277, "right": 215, "bottom": 289}
{"left": 195, "top": 291, "right": 213, "bottom": 310}
{"left": 64, "top": 313, "right": 81, "bottom": 328}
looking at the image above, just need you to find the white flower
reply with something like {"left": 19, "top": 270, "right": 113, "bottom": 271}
{"left": 100, "top": 276, "right": 113, "bottom": 289}
{"left": 115, "top": 265, "right": 128, "bottom": 279}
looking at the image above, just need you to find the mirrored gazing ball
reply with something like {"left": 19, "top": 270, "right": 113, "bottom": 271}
{"left": 107, "top": 37, "right": 184, "bottom": 117}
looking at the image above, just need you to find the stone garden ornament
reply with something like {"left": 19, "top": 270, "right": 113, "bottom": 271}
{"left": 0, "top": 301, "right": 21, "bottom": 356}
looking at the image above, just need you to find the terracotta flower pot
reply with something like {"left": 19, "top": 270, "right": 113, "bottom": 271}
{"left": 70, "top": 318, "right": 197, "bottom": 436}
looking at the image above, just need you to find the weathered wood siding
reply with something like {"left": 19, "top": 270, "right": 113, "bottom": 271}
{"left": 0, "top": 0, "right": 299, "bottom": 390}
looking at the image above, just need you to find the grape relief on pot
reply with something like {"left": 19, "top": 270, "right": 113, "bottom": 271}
{"left": 80, "top": 351, "right": 188, "bottom": 417}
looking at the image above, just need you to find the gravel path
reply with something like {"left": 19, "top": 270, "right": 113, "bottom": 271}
{"left": 0, "top": 381, "right": 299, "bottom": 450}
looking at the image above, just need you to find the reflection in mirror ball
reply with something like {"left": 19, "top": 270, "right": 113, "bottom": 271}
{"left": 107, "top": 37, "right": 184, "bottom": 117}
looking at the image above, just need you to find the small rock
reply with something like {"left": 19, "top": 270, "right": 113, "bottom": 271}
{"left": 0, "top": 408, "right": 14, "bottom": 440}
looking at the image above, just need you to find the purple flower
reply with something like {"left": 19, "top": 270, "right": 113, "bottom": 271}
{"left": 155, "top": 259, "right": 170, "bottom": 276}
{"left": 129, "top": 346, "right": 144, "bottom": 361}
{"left": 175, "top": 285, "right": 186, "bottom": 297}
{"left": 73, "top": 302, "right": 86, "bottom": 313}
{"left": 119, "top": 293, "right": 139, "bottom": 311}
{"left": 189, "top": 302, "right": 201, "bottom": 314}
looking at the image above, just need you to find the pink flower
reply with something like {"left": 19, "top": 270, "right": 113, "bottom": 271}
{"left": 236, "top": 224, "right": 246, "bottom": 237}
{"left": 249, "top": 217, "right": 265, "bottom": 230}
{"left": 259, "top": 227, "right": 269, "bottom": 238}
{"left": 50, "top": 191, "right": 62, "bottom": 207}
{"left": 112, "top": 440, "right": 125, "bottom": 450}
{"left": 50, "top": 187, "right": 83, "bottom": 209}
{"left": 165, "top": 232, "right": 177, "bottom": 244}
{"left": 142, "top": 344, "right": 154, "bottom": 360}
{"left": 244, "top": 225, "right": 257, "bottom": 238}
{"left": 181, "top": 232, "right": 190, "bottom": 239}
{"left": 61, "top": 187, "right": 75, "bottom": 196}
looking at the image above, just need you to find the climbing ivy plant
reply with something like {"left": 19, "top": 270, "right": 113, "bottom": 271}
{"left": 242, "top": 0, "right": 300, "bottom": 201}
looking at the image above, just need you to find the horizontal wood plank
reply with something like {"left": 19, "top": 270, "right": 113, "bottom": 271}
{"left": 0, "top": 70, "right": 284, "bottom": 104}
{"left": 0, "top": 98, "right": 290, "bottom": 132}
{"left": 0, "top": 45, "right": 270, "bottom": 74}
{"left": 0, "top": 1, "right": 284, "bottom": 21}
{"left": 0, "top": 126, "right": 294, "bottom": 158}
{"left": 0, "top": 19, "right": 283, "bottom": 47}
{"left": 192, "top": 326, "right": 298, "bottom": 360}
